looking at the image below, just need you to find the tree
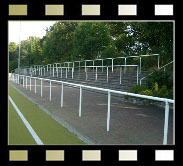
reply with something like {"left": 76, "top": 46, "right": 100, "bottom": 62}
{"left": 73, "top": 22, "right": 112, "bottom": 60}
{"left": 42, "top": 22, "right": 78, "bottom": 63}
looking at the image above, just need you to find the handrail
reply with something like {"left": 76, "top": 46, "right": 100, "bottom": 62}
{"left": 140, "top": 61, "right": 174, "bottom": 85}
{"left": 10, "top": 73, "right": 174, "bottom": 145}
{"left": 14, "top": 74, "right": 174, "bottom": 103}
{"left": 29, "top": 54, "right": 160, "bottom": 73}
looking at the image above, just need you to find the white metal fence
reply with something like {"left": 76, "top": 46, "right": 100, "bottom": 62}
{"left": 9, "top": 73, "right": 174, "bottom": 145}
{"left": 30, "top": 65, "right": 139, "bottom": 85}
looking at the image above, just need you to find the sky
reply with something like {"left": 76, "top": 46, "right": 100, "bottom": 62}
{"left": 8, "top": 21, "right": 56, "bottom": 44}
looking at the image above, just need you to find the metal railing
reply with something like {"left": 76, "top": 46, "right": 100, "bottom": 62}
{"left": 9, "top": 73, "right": 174, "bottom": 145}
{"left": 30, "top": 54, "right": 160, "bottom": 74}
{"left": 140, "top": 61, "right": 174, "bottom": 85}
{"left": 31, "top": 65, "right": 139, "bottom": 85}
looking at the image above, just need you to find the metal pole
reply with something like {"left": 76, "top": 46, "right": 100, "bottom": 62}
{"left": 102, "top": 60, "right": 104, "bottom": 72}
{"left": 163, "top": 101, "right": 169, "bottom": 145}
{"left": 93, "top": 60, "right": 94, "bottom": 72}
{"left": 68, "top": 63, "right": 69, "bottom": 72}
{"left": 107, "top": 67, "right": 108, "bottom": 83}
{"left": 125, "top": 58, "right": 126, "bottom": 73}
{"left": 26, "top": 76, "right": 27, "bottom": 89}
{"left": 53, "top": 65, "right": 54, "bottom": 77}
{"left": 35, "top": 78, "right": 36, "bottom": 94}
{"left": 50, "top": 81, "right": 51, "bottom": 101}
{"left": 79, "top": 61, "right": 80, "bottom": 72}
{"left": 120, "top": 67, "right": 122, "bottom": 84}
{"left": 72, "top": 68, "right": 73, "bottom": 79}
{"left": 79, "top": 86, "right": 82, "bottom": 117}
{"left": 137, "top": 66, "right": 139, "bottom": 85}
{"left": 44, "top": 68, "right": 45, "bottom": 76}
{"left": 66, "top": 68, "right": 67, "bottom": 79}
{"left": 158, "top": 55, "right": 160, "bottom": 69}
{"left": 112, "top": 59, "right": 114, "bottom": 73}
{"left": 18, "top": 75, "right": 19, "bottom": 84}
{"left": 96, "top": 67, "right": 97, "bottom": 80}
{"left": 41, "top": 79, "right": 42, "bottom": 97}
{"left": 61, "top": 83, "right": 63, "bottom": 107}
{"left": 61, "top": 68, "right": 62, "bottom": 78}
{"left": 30, "top": 77, "right": 31, "bottom": 91}
{"left": 57, "top": 67, "right": 58, "bottom": 78}
{"left": 107, "top": 91, "right": 111, "bottom": 132}
{"left": 85, "top": 61, "right": 86, "bottom": 72}
{"left": 86, "top": 68, "right": 88, "bottom": 80}
{"left": 23, "top": 76, "right": 24, "bottom": 87}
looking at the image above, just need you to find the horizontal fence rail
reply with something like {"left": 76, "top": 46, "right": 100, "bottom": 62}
{"left": 28, "top": 54, "right": 160, "bottom": 75}
{"left": 9, "top": 73, "right": 174, "bottom": 145}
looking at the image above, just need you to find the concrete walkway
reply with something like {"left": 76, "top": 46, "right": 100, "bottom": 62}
{"left": 9, "top": 79, "right": 174, "bottom": 145}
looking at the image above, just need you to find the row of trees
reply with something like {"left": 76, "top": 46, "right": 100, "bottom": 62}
{"left": 9, "top": 22, "right": 173, "bottom": 72}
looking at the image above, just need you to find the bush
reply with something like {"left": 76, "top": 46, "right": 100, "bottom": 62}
{"left": 146, "top": 69, "right": 173, "bottom": 89}
{"left": 129, "top": 85, "right": 147, "bottom": 94}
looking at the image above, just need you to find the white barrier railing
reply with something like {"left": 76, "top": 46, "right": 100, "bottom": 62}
{"left": 31, "top": 65, "right": 139, "bottom": 85}
{"left": 30, "top": 54, "right": 160, "bottom": 75}
{"left": 10, "top": 73, "right": 174, "bottom": 145}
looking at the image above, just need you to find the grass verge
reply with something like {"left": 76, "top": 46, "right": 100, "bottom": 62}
{"left": 9, "top": 85, "right": 85, "bottom": 145}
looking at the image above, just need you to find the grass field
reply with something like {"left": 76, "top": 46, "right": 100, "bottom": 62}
{"left": 8, "top": 85, "right": 85, "bottom": 145}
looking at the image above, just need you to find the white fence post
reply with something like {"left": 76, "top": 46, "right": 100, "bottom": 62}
{"left": 26, "top": 76, "right": 27, "bottom": 89}
{"left": 107, "top": 91, "right": 111, "bottom": 132}
{"left": 57, "top": 68, "right": 58, "bottom": 78}
{"left": 137, "top": 66, "right": 139, "bottom": 85}
{"left": 120, "top": 67, "right": 122, "bottom": 84}
{"left": 61, "top": 68, "right": 62, "bottom": 78}
{"left": 72, "top": 68, "right": 73, "bottom": 79}
{"left": 44, "top": 68, "right": 45, "bottom": 76}
{"left": 163, "top": 101, "right": 169, "bottom": 145}
{"left": 79, "top": 86, "right": 82, "bottom": 117}
{"left": 102, "top": 60, "right": 104, "bottom": 72}
{"left": 107, "top": 67, "right": 108, "bottom": 83}
{"left": 50, "top": 80, "right": 51, "bottom": 101}
{"left": 96, "top": 67, "right": 98, "bottom": 80}
{"left": 53, "top": 66, "right": 54, "bottom": 77}
{"left": 86, "top": 68, "right": 88, "bottom": 80}
{"left": 23, "top": 76, "right": 24, "bottom": 87}
{"left": 85, "top": 61, "right": 86, "bottom": 72}
{"left": 35, "top": 78, "right": 36, "bottom": 94}
{"left": 66, "top": 68, "right": 67, "bottom": 79}
{"left": 41, "top": 79, "right": 42, "bottom": 97}
{"left": 125, "top": 58, "right": 127, "bottom": 73}
{"left": 61, "top": 83, "right": 63, "bottom": 107}
{"left": 112, "top": 59, "right": 114, "bottom": 73}
{"left": 18, "top": 74, "right": 20, "bottom": 85}
{"left": 30, "top": 77, "right": 31, "bottom": 91}
{"left": 93, "top": 60, "right": 94, "bottom": 72}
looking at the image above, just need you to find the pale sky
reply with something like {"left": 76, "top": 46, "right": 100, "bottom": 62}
{"left": 8, "top": 21, "right": 56, "bottom": 44}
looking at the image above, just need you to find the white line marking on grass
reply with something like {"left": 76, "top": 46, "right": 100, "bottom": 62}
{"left": 9, "top": 96, "right": 44, "bottom": 145}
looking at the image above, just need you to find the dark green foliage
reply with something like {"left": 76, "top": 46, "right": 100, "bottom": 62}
{"left": 146, "top": 70, "right": 173, "bottom": 89}
{"left": 9, "top": 22, "right": 173, "bottom": 75}
{"left": 129, "top": 67, "right": 173, "bottom": 99}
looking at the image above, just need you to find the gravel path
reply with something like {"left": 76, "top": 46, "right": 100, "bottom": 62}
{"left": 9, "top": 79, "right": 174, "bottom": 145}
